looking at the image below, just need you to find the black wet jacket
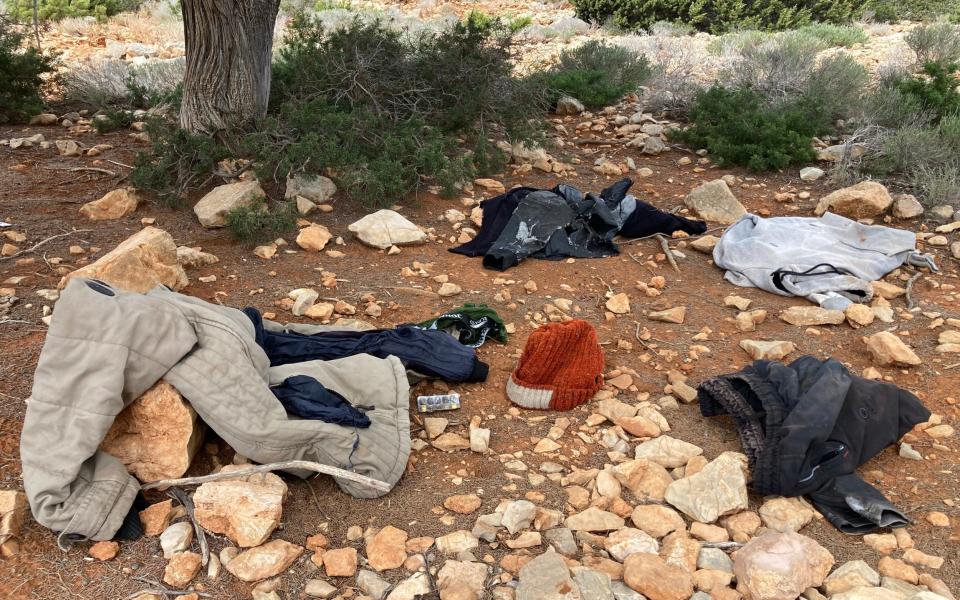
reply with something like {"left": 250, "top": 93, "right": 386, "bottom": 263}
{"left": 451, "top": 178, "right": 705, "bottom": 271}
{"left": 698, "top": 356, "right": 930, "bottom": 534}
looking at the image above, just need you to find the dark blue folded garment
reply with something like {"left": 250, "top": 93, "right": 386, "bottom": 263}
{"left": 244, "top": 308, "right": 489, "bottom": 383}
{"left": 272, "top": 375, "right": 371, "bottom": 428}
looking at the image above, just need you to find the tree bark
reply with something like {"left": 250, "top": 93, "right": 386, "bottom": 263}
{"left": 179, "top": 0, "right": 280, "bottom": 134}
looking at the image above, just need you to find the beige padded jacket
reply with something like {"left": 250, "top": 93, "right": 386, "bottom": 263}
{"left": 21, "top": 278, "right": 410, "bottom": 549}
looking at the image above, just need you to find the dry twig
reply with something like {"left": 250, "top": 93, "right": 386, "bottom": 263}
{"left": 142, "top": 460, "right": 391, "bottom": 493}
{"left": 905, "top": 272, "right": 922, "bottom": 310}
{"left": 168, "top": 487, "right": 209, "bottom": 567}
{"left": 656, "top": 233, "right": 679, "bottom": 272}
{"left": 0, "top": 229, "right": 92, "bottom": 262}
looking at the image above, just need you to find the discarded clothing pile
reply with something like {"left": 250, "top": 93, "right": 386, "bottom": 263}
{"left": 713, "top": 212, "right": 937, "bottom": 310}
{"left": 507, "top": 319, "right": 604, "bottom": 411}
{"left": 21, "top": 278, "right": 415, "bottom": 549}
{"left": 698, "top": 355, "right": 930, "bottom": 534}
{"left": 244, "top": 308, "right": 489, "bottom": 383}
{"left": 414, "top": 303, "right": 508, "bottom": 348}
{"left": 452, "top": 178, "right": 706, "bottom": 271}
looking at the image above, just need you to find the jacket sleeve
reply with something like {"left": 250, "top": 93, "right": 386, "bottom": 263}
{"left": 20, "top": 279, "right": 198, "bottom": 549}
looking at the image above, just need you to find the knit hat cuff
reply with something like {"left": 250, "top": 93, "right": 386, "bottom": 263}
{"left": 506, "top": 375, "right": 554, "bottom": 410}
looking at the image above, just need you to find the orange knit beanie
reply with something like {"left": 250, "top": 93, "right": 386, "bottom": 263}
{"left": 506, "top": 320, "right": 604, "bottom": 411}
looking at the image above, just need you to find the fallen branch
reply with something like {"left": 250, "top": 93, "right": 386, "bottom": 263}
{"left": 142, "top": 460, "right": 392, "bottom": 493}
{"left": 128, "top": 576, "right": 212, "bottom": 598}
{"left": 105, "top": 159, "right": 135, "bottom": 170}
{"left": 168, "top": 487, "right": 209, "bottom": 567}
{"left": 656, "top": 233, "right": 680, "bottom": 273}
{"left": 0, "top": 229, "right": 92, "bottom": 262}
{"left": 634, "top": 322, "right": 661, "bottom": 356}
{"left": 905, "top": 272, "right": 922, "bottom": 310}
{"left": 700, "top": 541, "right": 743, "bottom": 550}
{"left": 69, "top": 167, "right": 115, "bottom": 177}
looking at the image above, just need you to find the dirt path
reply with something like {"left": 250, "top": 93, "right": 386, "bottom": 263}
{"left": 0, "top": 115, "right": 957, "bottom": 598}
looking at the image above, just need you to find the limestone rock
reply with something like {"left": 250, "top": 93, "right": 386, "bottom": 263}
{"left": 323, "top": 547, "right": 358, "bottom": 577}
{"left": 556, "top": 96, "right": 586, "bottom": 116}
{"left": 89, "top": 540, "right": 120, "bottom": 561}
{"left": 800, "top": 167, "right": 824, "bottom": 182}
{"left": 758, "top": 497, "right": 814, "bottom": 533}
{"left": 823, "top": 560, "right": 880, "bottom": 596}
{"left": 176, "top": 246, "right": 219, "bottom": 269}
{"left": 60, "top": 227, "right": 188, "bottom": 293}
{"left": 194, "top": 180, "right": 264, "bottom": 228}
{"left": 565, "top": 507, "right": 625, "bottom": 532}
{"left": 438, "top": 283, "right": 462, "bottom": 297}
{"left": 387, "top": 573, "right": 432, "bottom": 600}
{"left": 470, "top": 427, "right": 490, "bottom": 453}
{"left": 436, "top": 530, "right": 479, "bottom": 554}
{"left": 432, "top": 433, "right": 470, "bottom": 452}
{"left": 193, "top": 467, "right": 288, "bottom": 547}
{"left": 297, "top": 224, "right": 333, "bottom": 252}
{"left": 605, "top": 293, "right": 631, "bottom": 315}
{"left": 733, "top": 531, "right": 833, "bottom": 600}
{"left": 285, "top": 174, "right": 336, "bottom": 204}
{"left": 164, "top": 551, "right": 202, "bottom": 588}
{"left": 357, "top": 569, "right": 392, "bottom": 600}
{"left": 665, "top": 452, "right": 748, "bottom": 523}
{"left": 444, "top": 494, "right": 482, "bottom": 515}
{"left": 305, "top": 579, "right": 338, "bottom": 598}
{"left": 872, "top": 281, "right": 906, "bottom": 299}
{"left": 831, "top": 588, "right": 905, "bottom": 600}
{"left": 140, "top": 499, "right": 175, "bottom": 536}
{"left": 225, "top": 539, "right": 304, "bottom": 582}
{"left": 690, "top": 235, "right": 719, "bottom": 254}
{"left": 739, "top": 340, "right": 795, "bottom": 361}
{"left": 502, "top": 500, "right": 537, "bottom": 534}
{"left": 815, "top": 181, "right": 893, "bottom": 219}
{"left": 101, "top": 381, "right": 202, "bottom": 482}
{"left": 79, "top": 187, "right": 141, "bottom": 221}
{"left": 630, "top": 504, "right": 685, "bottom": 539}
{"left": 722, "top": 511, "right": 761, "bottom": 543}
{"left": 684, "top": 180, "right": 746, "bottom": 225}
{"left": 615, "top": 415, "right": 661, "bottom": 438}
{"left": 634, "top": 436, "right": 702, "bottom": 468}
{"left": 349, "top": 210, "right": 427, "bottom": 249}
{"left": 863, "top": 331, "right": 921, "bottom": 366}
{"left": 573, "top": 568, "right": 613, "bottom": 600}
{"left": 780, "top": 306, "right": 845, "bottom": 326}
{"left": 367, "top": 525, "right": 408, "bottom": 571}
{"left": 863, "top": 533, "right": 897, "bottom": 555}
{"left": 648, "top": 307, "right": 685, "bottom": 324}
{"left": 845, "top": 304, "right": 875, "bottom": 328}
{"left": 892, "top": 194, "right": 924, "bottom": 219}
{"left": 623, "top": 553, "right": 693, "bottom": 600}
{"left": 604, "top": 528, "right": 659, "bottom": 562}
{"left": 612, "top": 459, "right": 674, "bottom": 502}
{"left": 160, "top": 522, "right": 193, "bottom": 559}
{"left": 517, "top": 552, "right": 581, "bottom": 600}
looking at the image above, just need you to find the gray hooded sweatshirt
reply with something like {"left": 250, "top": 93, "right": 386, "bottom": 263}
{"left": 21, "top": 278, "right": 410, "bottom": 550}
{"left": 713, "top": 212, "right": 935, "bottom": 309}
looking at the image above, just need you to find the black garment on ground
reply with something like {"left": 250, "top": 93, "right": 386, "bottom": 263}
{"left": 451, "top": 178, "right": 706, "bottom": 271}
{"left": 243, "top": 308, "right": 489, "bottom": 383}
{"left": 271, "top": 375, "right": 371, "bottom": 428}
{"left": 113, "top": 491, "right": 147, "bottom": 541}
{"left": 450, "top": 186, "right": 537, "bottom": 258}
{"left": 697, "top": 355, "right": 930, "bottom": 534}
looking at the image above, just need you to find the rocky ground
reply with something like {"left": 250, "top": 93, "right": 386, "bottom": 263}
{"left": 0, "top": 92, "right": 958, "bottom": 600}
{"left": 0, "top": 2, "right": 958, "bottom": 600}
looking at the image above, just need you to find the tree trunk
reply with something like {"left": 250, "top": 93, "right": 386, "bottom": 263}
{"left": 179, "top": 0, "right": 280, "bottom": 134}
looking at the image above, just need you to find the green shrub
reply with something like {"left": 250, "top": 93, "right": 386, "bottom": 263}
{"left": 894, "top": 61, "right": 960, "bottom": 121}
{"left": 794, "top": 23, "right": 868, "bottom": 47}
{"left": 707, "top": 30, "right": 770, "bottom": 55}
{"left": 0, "top": 20, "right": 56, "bottom": 124}
{"left": 130, "top": 119, "right": 232, "bottom": 206}
{"left": 673, "top": 85, "right": 825, "bottom": 171}
{"left": 537, "top": 40, "right": 652, "bottom": 108}
{"left": 4, "top": 0, "right": 122, "bottom": 22}
{"left": 226, "top": 198, "right": 298, "bottom": 244}
{"left": 135, "top": 15, "right": 543, "bottom": 207}
{"left": 861, "top": 0, "right": 960, "bottom": 22}
{"left": 571, "top": 0, "right": 862, "bottom": 34}
{"left": 92, "top": 108, "right": 134, "bottom": 133}
{"left": 506, "top": 15, "right": 532, "bottom": 33}
{"left": 911, "top": 162, "right": 960, "bottom": 205}
{"left": 905, "top": 23, "right": 960, "bottom": 66}
{"left": 724, "top": 33, "right": 868, "bottom": 121}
